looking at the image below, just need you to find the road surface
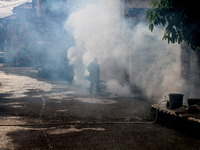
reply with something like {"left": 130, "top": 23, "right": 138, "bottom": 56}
{"left": 0, "top": 65, "right": 200, "bottom": 150}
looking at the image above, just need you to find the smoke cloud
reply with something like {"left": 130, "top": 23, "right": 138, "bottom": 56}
{"left": 65, "top": 0, "right": 181, "bottom": 100}
{"left": 4, "top": 0, "right": 181, "bottom": 100}
{"left": 4, "top": 0, "right": 75, "bottom": 81}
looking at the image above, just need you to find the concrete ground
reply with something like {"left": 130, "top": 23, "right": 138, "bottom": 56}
{"left": 0, "top": 64, "right": 200, "bottom": 150}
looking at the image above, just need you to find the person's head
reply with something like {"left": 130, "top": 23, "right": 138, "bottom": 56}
{"left": 93, "top": 57, "right": 98, "bottom": 63}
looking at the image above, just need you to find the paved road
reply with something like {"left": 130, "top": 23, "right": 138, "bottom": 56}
{"left": 0, "top": 65, "right": 200, "bottom": 150}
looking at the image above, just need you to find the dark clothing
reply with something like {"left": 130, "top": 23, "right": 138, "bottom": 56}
{"left": 87, "top": 62, "right": 100, "bottom": 81}
{"left": 87, "top": 62, "right": 100, "bottom": 93}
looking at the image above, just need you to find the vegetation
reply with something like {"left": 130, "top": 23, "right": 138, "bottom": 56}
{"left": 147, "top": 0, "right": 200, "bottom": 50}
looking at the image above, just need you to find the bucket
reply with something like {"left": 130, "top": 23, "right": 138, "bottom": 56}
{"left": 187, "top": 98, "right": 200, "bottom": 106}
{"left": 169, "top": 93, "right": 184, "bottom": 109}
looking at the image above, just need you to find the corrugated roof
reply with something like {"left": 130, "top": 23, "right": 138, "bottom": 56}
{"left": 0, "top": 0, "right": 32, "bottom": 18}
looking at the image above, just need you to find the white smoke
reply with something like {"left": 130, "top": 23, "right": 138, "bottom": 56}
{"left": 65, "top": 0, "right": 181, "bottom": 100}
{"left": 65, "top": 0, "right": 122, "bottom": 85}
{"left": 106, "top": 80, "right": 131, "bottom": 96}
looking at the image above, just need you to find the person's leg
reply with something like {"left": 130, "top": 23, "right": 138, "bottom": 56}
{"left": 96, "top": 80, "right": 100, "bottom": 93}
{"left": 89, "top": 81, "right": 94, "bottom": 93}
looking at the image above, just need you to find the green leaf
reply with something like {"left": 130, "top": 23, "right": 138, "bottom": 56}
{"left": 146, "top": 9, "right": 152, "bottom": 20}
{"left": 151, "top": 0, "right": 159, "bottom": 8}
{"left": 147, "top": 0, "right": 200, "bottom": 50}
{"left": 149, "top": 24, "right": 154, "bottom": 32}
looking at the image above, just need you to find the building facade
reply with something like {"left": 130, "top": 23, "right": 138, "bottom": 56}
{"left": 3, "top": 2, "right": 33, "bottom": 66}
{"left": 2, "top": 0, "right": 74, "bottom": 81}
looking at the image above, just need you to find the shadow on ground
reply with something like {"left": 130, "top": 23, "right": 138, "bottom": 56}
{"left": 5, "top": 123, "right": 200, "bottom": 150}
{"left": 1, "top": 66, "right": 200, "bottom": 149}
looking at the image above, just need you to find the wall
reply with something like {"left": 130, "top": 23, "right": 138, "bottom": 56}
{"left": 181, "top": 44, "right": 200, "bottom": 100}
{"left": 3, "top": 3, "right": 33, "bottom": 66}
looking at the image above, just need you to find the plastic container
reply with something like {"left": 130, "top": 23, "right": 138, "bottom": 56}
{"left": 187, "top": 98, "right": 200, "bottom": 106}
{"left": 169, "top": 93, "right": 184, "bottom": 109}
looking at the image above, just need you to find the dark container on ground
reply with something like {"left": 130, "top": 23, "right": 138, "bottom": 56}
{"left": 187, "top": 98, "right": 200, "bottom": 106}
{"left": 169, "top": 93, "right": 184, "bottom": 109}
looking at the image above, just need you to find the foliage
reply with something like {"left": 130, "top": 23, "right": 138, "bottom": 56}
{"left": 147, "top": 0, "right": 200, "bottom": 50}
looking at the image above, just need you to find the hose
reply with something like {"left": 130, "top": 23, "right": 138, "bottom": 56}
{"left": 0, "top": 100, "right": 168, "bottom": 127}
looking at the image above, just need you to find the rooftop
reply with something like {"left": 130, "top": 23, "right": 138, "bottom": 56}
{"left": 0, "top": 0, "right": 32, "bottom": 18}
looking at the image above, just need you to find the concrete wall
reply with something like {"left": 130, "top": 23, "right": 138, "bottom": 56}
{"left": 181, "top": 44, "right": 200, "bottom": 100}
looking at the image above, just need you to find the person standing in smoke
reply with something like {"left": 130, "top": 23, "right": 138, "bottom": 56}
{"left": 87, "top": 57, "right": 100, "bottom": 94}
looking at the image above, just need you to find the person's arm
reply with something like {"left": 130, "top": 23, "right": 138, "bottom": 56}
{"left": 87, "top": 63, "right": 92, "bottom": 72}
